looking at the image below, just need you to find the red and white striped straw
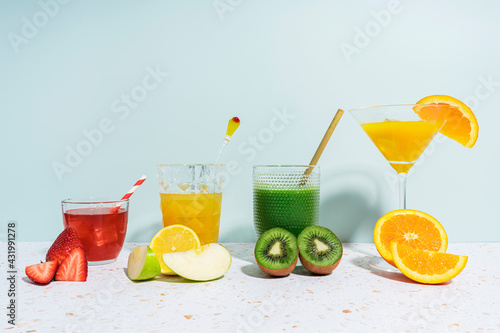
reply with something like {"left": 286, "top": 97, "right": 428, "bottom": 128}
{"left": 110, "top": 175, "right": 147, "bottom": 213}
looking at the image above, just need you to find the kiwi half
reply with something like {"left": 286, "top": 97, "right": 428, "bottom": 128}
{"left": 254, "top": 227, "right": 298, "bottom": 277}
{"left": 298, "top": 226, "right": 342, "bottom": 275}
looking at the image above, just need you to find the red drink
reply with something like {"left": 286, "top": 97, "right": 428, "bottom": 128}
{"left": 63, "top": 207, "right": 128, "bottom": 263}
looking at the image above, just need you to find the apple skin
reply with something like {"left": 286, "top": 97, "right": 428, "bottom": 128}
{"left": 299, "top": 253, "right": 341, "bottom": 275}
{"left": 162, "top": 243, "right": 232, "bottom": 282}
{"left": 127, "top": 246, "right": 161, "bottom": 281}
{"left": 255, "top": 255, "right": 298, "bottom": 277}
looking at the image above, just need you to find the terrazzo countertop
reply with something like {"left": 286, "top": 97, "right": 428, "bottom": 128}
{"left": 5, "top": 242, "right": 500, "bottom": 332}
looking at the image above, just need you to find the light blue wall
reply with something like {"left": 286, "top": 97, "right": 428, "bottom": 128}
{"left": 2, "top": 0, "right": 499, "bottom": 243}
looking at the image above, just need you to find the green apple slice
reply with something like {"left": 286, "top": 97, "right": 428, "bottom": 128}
{"left": 127, "top": 246, "right": 161, "bottom": 281}
{"left": 162, "top": 243, "right": 231, "bottom": 281}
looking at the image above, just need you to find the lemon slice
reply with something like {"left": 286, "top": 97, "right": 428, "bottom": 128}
{"left": 149, "top": 225, "right": 201, "bottom": 275}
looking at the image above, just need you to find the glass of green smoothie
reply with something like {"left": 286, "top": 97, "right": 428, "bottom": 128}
{"left": 253, "top": 165, "right": 320, "bottom": 237}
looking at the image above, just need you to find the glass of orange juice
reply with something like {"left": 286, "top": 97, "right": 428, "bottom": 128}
{"left": 157, "top": 164, "right": 224, "bottom": 244}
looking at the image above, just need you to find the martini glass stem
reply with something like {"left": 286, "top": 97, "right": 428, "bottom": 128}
{"left": 398, "top": 172, "right": 407, "bottom": 209}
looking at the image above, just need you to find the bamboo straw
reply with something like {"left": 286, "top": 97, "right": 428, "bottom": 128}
{"left": 301, "top": 109, "right": 344, "bottom": 183}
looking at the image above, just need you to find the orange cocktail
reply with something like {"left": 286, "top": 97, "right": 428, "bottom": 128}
{"left": 361, "top": 120, "right": 441, "bottom": 173}
{"left": 349, "top": 104, "right": 447, "bottom": 209}
{"left": 160, "top": 192, "right": 222, "bottom": 244}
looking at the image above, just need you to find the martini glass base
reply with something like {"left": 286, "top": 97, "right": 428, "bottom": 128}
{"left": 368, "top": 257, "right": 400, "bottom": 273}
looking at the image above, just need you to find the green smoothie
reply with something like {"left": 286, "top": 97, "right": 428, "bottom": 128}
{"left": 253, "top": 186, "right": 320, "bottom": 237}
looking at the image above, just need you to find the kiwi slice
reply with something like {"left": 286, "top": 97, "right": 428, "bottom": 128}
{"left": 254, "top": 228, "right": 298, "bottom": 277}
{"left": 298, "top": 226, "right": 342, "bottom": 275}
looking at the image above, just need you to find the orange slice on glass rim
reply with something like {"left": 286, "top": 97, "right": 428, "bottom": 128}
{"left": 390, "top": 241, "right": 467, "bottom": 284}
{"left": 373, "top": 209, "right": 448, "bottom": 266}
{"left": 414, "top": 95, "right": 478, "bottom": 148}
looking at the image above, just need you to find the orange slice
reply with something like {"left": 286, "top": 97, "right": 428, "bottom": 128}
{"left": 373, "top": 209, "right": 447, "bottom": 266}
{"left": 149, "top": 225, "right": 201, "bottom": 275}
{"left": 390, "top": 241, "right": 467, "bottom": 284}
{"left": 415, "top": 95, "right": 478, "bottom": 148}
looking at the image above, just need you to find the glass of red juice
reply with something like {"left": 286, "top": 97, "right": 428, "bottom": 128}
{"left": 62, "top": 198, "right": 129, "bottom": 265}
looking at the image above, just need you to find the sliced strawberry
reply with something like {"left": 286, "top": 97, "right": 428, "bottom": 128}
{"left": 46, "top": 227, "right": 83, "bottom": 265}
{"left": 55, "top": 247, "right": 88, "bottom": 282}
{"left": 25, "top": 261, "right": 58, "bottom": 284}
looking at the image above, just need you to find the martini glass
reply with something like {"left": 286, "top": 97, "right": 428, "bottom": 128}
{"left": 350, "top": 104, "right": 448, "bottom": 272}
{"left": 349, "top": 104, "right": 447, "bottom": 209}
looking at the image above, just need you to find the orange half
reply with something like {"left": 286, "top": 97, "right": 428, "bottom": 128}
{"left": 415, "top": 95, "right": 478, "bottom": 148}
{"left": 373, "top": 209, "right": 447, "bottom": 266}
{"left": 391, "top": 241, "right": 467, "bottom": 284}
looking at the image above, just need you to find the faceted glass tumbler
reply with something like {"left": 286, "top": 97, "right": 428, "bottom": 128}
{"left": 253, "top": 165, "right": 320, "bottom": 237}
{"left": 157, "top": 164, "right": 225, "bottom": 245}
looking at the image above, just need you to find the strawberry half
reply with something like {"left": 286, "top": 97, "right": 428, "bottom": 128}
{"left": 25, "top": 261, "right": 58, "bottom": 284}
{"left": 55, "top": 246, "right": 88, "bottom": 282}
{"left": 46, "top": 227, "right": 83, "bottom": 265}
